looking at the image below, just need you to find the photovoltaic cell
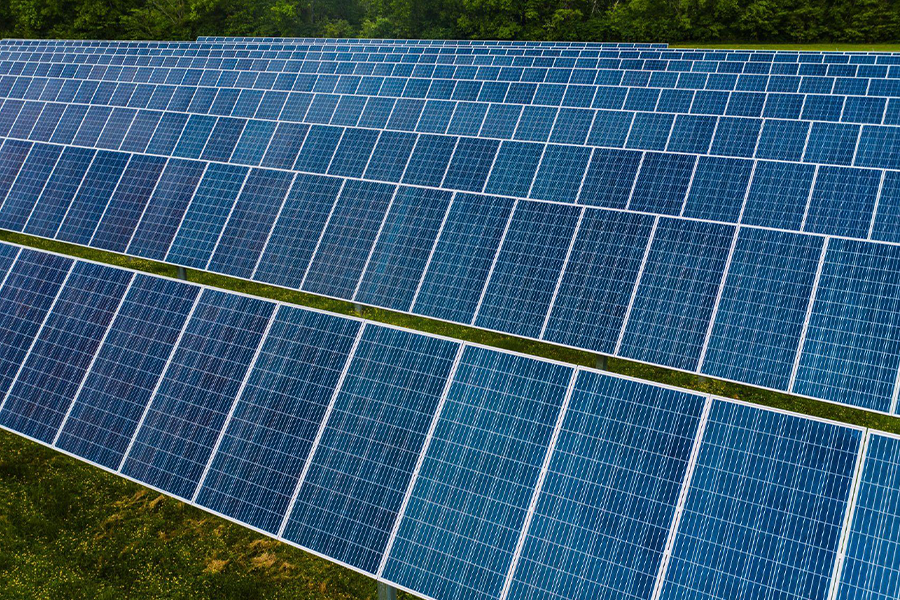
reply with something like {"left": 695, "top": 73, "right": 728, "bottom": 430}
{"left": 354, "top": 186, "right": 452, "bottom": 311}
{"left": 507, "top": 371, "right": 706, "bottom": 600}
{"left": 0, "top": 249, "right": 72, "bottom": 399}
{"left": 475, "top": 201, "right": 581, "bottom": 338}
{"left": 804, "top": 167, "right": 882, "bottom": 239}
{"left": 681, "top": 157, "right": 753, "bottom": 223}
{"left": 0, "top": 143, "right": 62, "bottom": 231}
{"left": 0, "top": 261, "right": 131, "bottom": 443}
{"left": 530, "top": 145, "right": 592, "bottom": 204}
{"left": 253, "top": 173, "right": 343, "bottom": 289}
{"left": 196, "top": 306, "right": 360, "bottom": 534}
{"left": 90, "top": 154, "right": 167, "bottom": 252}
{"left": 836, "top": 433, "right": 900, "bottom": 600}
{"left": 165, "top": 162, "right": 247, "bottom": 269}
{"left": 206, "top": 168, "right": 295, "bottom": 279}
{"left": 628, "top": 153, "right": 695, "bottom": 216}
{"left": 795, "top": 238, "right": 900, "bottom": 413}
{"left": 126, "top": 159, "right": 207, "bottom": 260}
{"left": 740, "top": 161, "right": 815, "bottom": 231}
{"left": 383, "top": 345, "right": 571, "bottom": 600}
{"left": 619, "top": 219, "right": 734, "bottom": 372}
{"left": 659, "top": 399, "right": 860, "bottom": 600}
{"left": 55, "top": 275, "right": 199, "bottom": 469}
{"left": 542, "top": 210, "right": 654, "bottom": 353}
{"left": 55, "top": 150, "right": 130, "bottom": 246}
{"left": 483, "top": 141, "right": 543, "bottom": 198}
{"left": 578, "top": 148, "right": 642, "bottom": 209}
{"left": 413, "top": 193, "right": 515, "bottom": 324}
{"left": 701, "top": 228, "right": 823, "bottom": 390}
{"left": 121, "top": 289, "right": 274, "bottom": 499}
{"left": 301, "top": 179, "right": 395, "bottom": 299}
{"left": 282, "top": 325, "right": 457, "bottom": 574}
{"left": 0, "top": 139, "right": 33, "bottom": 202}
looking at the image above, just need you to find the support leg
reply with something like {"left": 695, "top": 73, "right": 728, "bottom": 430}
{"left": 177, "top": 266, "right": 187, "bottom": 281}
{"left": 377, "top": 582, "right": 397, "bottom": 600}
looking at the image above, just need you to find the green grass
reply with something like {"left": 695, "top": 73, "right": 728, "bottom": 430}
{"left": 1, "top": 227, "right": 899, "bottom": 599}
{"left": 672, "top": 43, "right": 900, "bottom": 51}
{"left": 0, "top": 428, "right": 410, "bottom": 600}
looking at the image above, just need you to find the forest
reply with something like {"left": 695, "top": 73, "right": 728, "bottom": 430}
{"left": 0, "top": 0, "right": 898, "bottom": 45}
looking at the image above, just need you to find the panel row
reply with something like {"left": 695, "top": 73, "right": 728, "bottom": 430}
{"left": 2, "top": 138, "right": 900, "bottom": 413}
{"left": 4, "top": 93, "right": 900, "bottom": 245}
{"left": 8, "top": 51, "right": 900, "bottom": 99}
{"left": 1, "top": 240, "right": 898, "bottom": 600}
{"left": 6, "top": 63, "right": 900, "bottom": 128}
{"left": 5, "top": 40, "right": 900, "bottom": 71}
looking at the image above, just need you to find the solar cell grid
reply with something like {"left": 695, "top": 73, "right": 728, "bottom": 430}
{"left": 54, "top": 275, "right": 199, "bottom": 469}
{"left": 0, "top": 260, "right": 132, "bottom": 443}
{"left": 0, "top": 238, "right": 894, "bottom": 600}
{"left": 281, "top": 324, "right": 458, "bottom": 574}
{"left": 506, "top": 371, "right": 707, "bottom": 600}
{"left": 382, "top": 345, "right": 573, "bottom": 600}
{"left": 658, "top": 399, "right": 863, "bottom": 600}
{"left": 120, "top": 288, "right": 275, "bottom": 499}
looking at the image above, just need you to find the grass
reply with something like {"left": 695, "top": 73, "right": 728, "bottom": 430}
{"left": 1, "top": 226, "right": 900, "bottom": 599}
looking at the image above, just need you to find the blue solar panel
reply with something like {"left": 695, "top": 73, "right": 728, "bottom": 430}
{"left": 577, "top": 148, "right": 641, "bottom": 209}
{"left": 659, "top": 399, "right": 861, "bottom": 600}
{"left": 206, "top": 168, "right": 295, "bottom": 279}
{"left": 252, "top": 173, "right": 342, "bottom": 289}
{"left": 120, "top": 289, "right": 274, "bottom": 499}
{"left": 542, "top": 210, "right": 654, "bottom": 353}
{"left": 804, "top": 167, "right": 882, "bottom": 239}
{"left": 412, "top": 193, "right": 515, "bottom": 323}
{"left": 164, "top": 162, "right": 247, "bottom": 269}
{"left": 629, "top": 152, "right": 695, "bottom": 215}
{"left": 0, "top": 261, "right": 131, "bottom": 443}
{"left": 442, "top": 137, "right": 498, "bottom": 192}
{"left": 354, "top": 186, "right": 452, "bottom": 311}
{"left": 794, "top": 238, "right": 900, "bottom": 413}
{"left": 281, "top": 324, "right": 457, "bottom": 574}
{"left": 0, "top": 139, "right": 33, "bottom": 201}
{"left": 125, "top": 158, "right": 207, "bottom": 260}
{"left": 0, "top": 143, "right": 62, "bottom": 231}
{"left": 701, "top": 228, "right": 823, "bottom": 390}
{"left": 483, "top": 141, "right": 543, "bottom": 198}
{"left": 90, "top": 154, "right": 167, "bottom": 252}
{"left": 681, "top": 157, "right": 752, "bottom": 222}
{"left": 740, "top": 161, "right": 816, "bottom": 231}
{"left": 54, "top": 275, "right": 199, "bottom": 469}
{"left": 530, "top": 145, "right": 592, "bottom": 203}
{"left": 836, "top": 433, "right": 900, "bottom": 600}
{"left": 402, "top": 134, "right": 456, "bottom": 187}
{"left": 301, "top": 179, "right": 395, "bottom": 299}
{"left": 619, "top": 219, "right": 734, "bottom": 371}
{"left": 507, "top": 371, "right": 706, "bottom": 600}
{"left": 195, "top": 306, "right": 360, "bottom": 534}
{"left": 328, "top": 127, "right": 379, "bottom": 178}
{"left": 0, "top": 249, "right": 72, "bottom": 401}
{"left": 382, "top": 345, "right": 572, "bottom": 600}
{"left": 54, "top": 150, "right": 130, "bottom": 245}
{"left": 474, "top": 200, "right": 581, "bottom": 338}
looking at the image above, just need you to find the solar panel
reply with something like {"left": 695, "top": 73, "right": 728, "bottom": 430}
{"left": 834, "top": 432, "right": 898, "bottom": 600}
{"left": 0, "top": 239, "right": 889, "bottom": 600}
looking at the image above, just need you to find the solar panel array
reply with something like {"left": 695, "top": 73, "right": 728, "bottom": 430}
{"left": 5, "top": 39, "right": 900, "bottom": 414}
{"left": 3, "top": 238, "right": 900, "bottom": 600}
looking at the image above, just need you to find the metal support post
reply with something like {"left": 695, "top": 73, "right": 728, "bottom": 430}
{"left": 377, "top": 582, "right": 397, "bottom": 600}
{"left": 177, "top": 266, "right": 187, "bottom": 281}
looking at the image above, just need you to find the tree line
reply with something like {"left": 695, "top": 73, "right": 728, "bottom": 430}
{"left": 1, "top": 0, "right": 898, "bottom": 45}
